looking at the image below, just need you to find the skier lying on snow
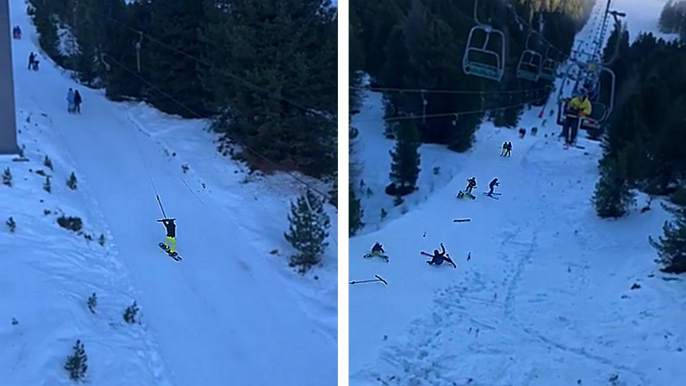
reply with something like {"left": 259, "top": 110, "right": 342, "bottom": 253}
{"left": 421, "top": 243, "right": 456, "bottom": 268}
{"left": 157, "top": 218, "right": 177, "bottom": 254}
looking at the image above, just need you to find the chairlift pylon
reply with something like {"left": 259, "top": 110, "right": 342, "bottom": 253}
{"left": 462, "top": 0, "right": 506, "bottom": 82}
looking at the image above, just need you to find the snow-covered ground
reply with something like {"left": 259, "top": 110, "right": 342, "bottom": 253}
{"left": 1, "top": 0, "right": 337, "bottom": 384}
{"left": 349, "top": 1, "right": 686, "bottom": 385}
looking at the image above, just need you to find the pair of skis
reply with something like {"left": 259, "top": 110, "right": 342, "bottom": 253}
{"left": 350, "top": 274, "right": 387, "bottom": 286}
{"left": 363, "top": 252, "right": 389, "bottom": 262}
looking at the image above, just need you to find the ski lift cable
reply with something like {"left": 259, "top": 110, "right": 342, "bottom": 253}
{"left": 78, "top": 30, "right": 334, "bottom": 208}
{"left": 349, "top": 84, "right": 552, "bottom": 96}
{"left": 354, "top": 91, "right": 549, "bottom": 123}
{"left": 98, "top": 12, "right": 335, "bottom": 124}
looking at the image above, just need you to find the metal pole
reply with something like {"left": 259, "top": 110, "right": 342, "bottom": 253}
{"left": 0, "top": 0, "right": 20, "bottom": 155}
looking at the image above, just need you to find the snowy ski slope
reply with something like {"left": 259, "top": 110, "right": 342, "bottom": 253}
{"left": 350, "top": 1, "right": 686, "bottom": 385}
{"left": 1, "top": 0, "right": 336, "bottom": 385}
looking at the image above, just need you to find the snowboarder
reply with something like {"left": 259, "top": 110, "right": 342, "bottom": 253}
{"left": 73, "top": 90, "right": 82, "bottom": 114}
{"left": 67, "top": 88, "right": 75, "bottom": 113}
{"left": 465, "top": 177, "right": 476, "bottom": 194}
{"left": 28, "top": 52, "right": 35, "bottom": 70}
{"left": 488, "top": 178, "right": 499, "bottom": 196}
{"left": 421, "top": 243, "right": 456, "bottom": 268}
{"left": 157, "top": 218, "right": 177, "bottom": 255}
{"left": 504, "top": 142, "right": 512, "bottom": 157}
{"left": 561, "top": 92, "right": 592, "bottom": 146}
{"left": 363, "top": 242, "right": 388, "bottom": 262}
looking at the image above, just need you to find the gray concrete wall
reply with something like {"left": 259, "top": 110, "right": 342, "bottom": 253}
{"left": 0, "top": 0, "right": 19, "bottom": 155}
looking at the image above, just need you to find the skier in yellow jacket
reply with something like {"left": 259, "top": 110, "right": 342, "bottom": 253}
{"left": 561, "top": 91, "right": 592, "bottom": 146}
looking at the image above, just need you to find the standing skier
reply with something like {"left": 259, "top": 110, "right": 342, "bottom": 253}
{"left": 421, "top": 243, "right": 456, "bottom": 268}
{"left": 73, "top": 90, "right": 82, "bottom": 114}
{"left": 28, "top": 52, "right": 35, "bottom": 70}
{"left": 561, "top": 92, "right": 592, "bottom": 145}
{"left": 488, "top": 178, "right": 499, "bottom": 196}
{"left": 67, "top": 88, "right": 75, "bottom": 113}
{"left": 500, "top": 142, "right": 507, "bottom": 156}
{"left": 157, "top": 218, "right": 177, "bottom": 255}
{"left": 465, "top": 177, "right": 477, "bottom": 194}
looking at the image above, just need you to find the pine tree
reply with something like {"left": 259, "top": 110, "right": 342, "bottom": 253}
{"left": 389, "top": 120, "right": 421, "bottom": 194}
{"left": 64, "top": 340, "right": 88, "bottom": 381}
{"left": 650, "top": 200, "right": 686, "bottom": 273}
{"left": 349, "top": 184, "right": 364, "bottom": 236}
{"left": 284, "top": 190, "right": 331, "bottom": 273}
{"left": 7, "top": 217, "right": 16, "bottom": 233}
{"left": 123, "top": 301, "right": 139, "bottom": 323}
{"left": 147, "top": 0, "right": 211, "bottom": 117}
{"left": 2, "top": 168, "right": 11, "bottom": 187}
{"left": 592, "top": 155, "right": 635, "bottom": 218}
{"left": 203, "top": 0, "right": 337, "bottom": 177}
{"left": 67, "top": 172, "right": 78, "bottom": 190}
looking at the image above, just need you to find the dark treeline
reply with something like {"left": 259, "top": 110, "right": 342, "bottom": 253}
{"left": 350, "top": 0, "right": 594, "bottom": 152}
{"left": 592, "top": 8, "right": 686, "bottom": 272}
{"left": 28, "top": 0, "right": 337, "bottom": 178}
{"left": 659, "top": 0, "right": 686, "bottom": 40}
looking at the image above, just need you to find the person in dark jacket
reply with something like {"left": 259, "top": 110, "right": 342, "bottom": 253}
{"left": 158, "top": 218, "right": 177, "bottom": 254}
{"left": 73, "top": 90, "right": 82, "bottom": 113}
{"left": 371, "top": 242, "right": 384, "bottom": 254}
{"left": 28, "top": 52, "right": 35, "bottom": 70}
{"left": 488, "top": 178, "right": 499, "bottom": 196}
{"left": 465, "top": 177, "right": 477, "bottom": 194}
{"left": 421, "top": 243, "right": 457, "bottom": 268}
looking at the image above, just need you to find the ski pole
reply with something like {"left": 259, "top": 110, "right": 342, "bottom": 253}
{"left": 156, "top": 195, "right": 167, "bottom": 219}
{"left": 350, "top": 274, "right": 387, "bottom": 286}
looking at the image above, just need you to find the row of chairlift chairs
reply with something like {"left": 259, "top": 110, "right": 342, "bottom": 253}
{"left": 461, "top": 21, "right": 616, "bottom": 132}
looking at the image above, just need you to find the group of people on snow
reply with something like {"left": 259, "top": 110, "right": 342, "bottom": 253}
{"left": 67, "top": 88, "right": 83, "bottom": 114}
{"left": 458, "top": 177, "right": 499, "bottom": 198}
{"left": 500, "top": 142, "right": 512, "bottom": 157}
{"left": 28, "top": 52, "right": 39, "bottom": 71}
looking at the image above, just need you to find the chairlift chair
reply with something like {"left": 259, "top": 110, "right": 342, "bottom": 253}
{"left": 516, "top": 32, "right": 543, "bottom": 82}
{"left": 463, "top": 25, "right": 506, "bottom": 82}
{"left": 556, "top": 65, "right": 616, "bottom": 131}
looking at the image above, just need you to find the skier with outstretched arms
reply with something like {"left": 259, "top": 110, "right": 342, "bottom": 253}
{"left": 421, "top": 243, "right": 457, "bottom": 268}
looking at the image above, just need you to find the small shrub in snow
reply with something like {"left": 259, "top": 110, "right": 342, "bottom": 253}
{"left": 380, "top": 208, "right": 388, "bottom": 220}
{"left": 2, "top": 168, "right": 11, "bottom": 187}
{"left": 393, "top": 195, "right": 404, "bottom": 207}
{"left": 284, "top": 190, "right": 330, "bottom": 274}
{"left": 123, "top": 301, "right": 139, "bottom": 324}
{"left": 433, "top": 166, "right": 440, "bottom": 175}
{"left": 44, "top": 155, "right": 53, "bottom": 170}
{"left": 87, "top": 293, "right": 97, "bottom": 313}
{"left": 181, "top": 164, "right": 189, "bottom": 174}
{"left": 67, "top": 172, "right": 77, "bottom": 190}
{"left": 43, "top": 209, "right": 51, "bottom": 215}
{"left": 43, "top": 175, "right": 51, "bottom": 193}
{"left": 35, "top": 170, "right": 46, "bottom": 176}
{"left": 57, "top": 216, "right": 83, "bottom": 232}
{"left": 11, "top": 317, "right": 18, "bottom": 326}
{"left": 64, "top": 340, "right": 88, "bottom": 381}
{"left": 7, "top": 217, "right": 16, "bottom": 232}
{"left": 98, "top": 234, "right": 105, "bottom": 246}
{"left": 650, "top": 201, "right": 686, "bottom": 273}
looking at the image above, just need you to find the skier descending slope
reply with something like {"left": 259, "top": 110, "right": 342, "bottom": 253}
{"left": 488, "top": 178, "right": 499, "bottom": 196}
{"left": 421, "top": 243, "right": 456, "bottom": 268}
